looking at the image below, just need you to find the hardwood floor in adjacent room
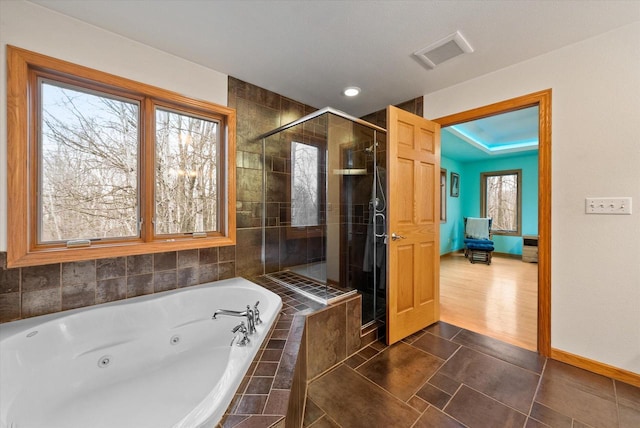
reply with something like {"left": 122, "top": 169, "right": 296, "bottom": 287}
{"left": 439, "top": 252, "right": 538, "bottom": 351}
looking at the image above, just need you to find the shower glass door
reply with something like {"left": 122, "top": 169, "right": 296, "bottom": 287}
{"left": 327, "top": 114, "right": 387, "bottom": 324}
{"left": 260, "top": 108, "right": 386, "bottom": 324}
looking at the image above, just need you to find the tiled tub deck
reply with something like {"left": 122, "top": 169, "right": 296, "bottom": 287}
{"left": 217, "top": 275, "right": 375, "bottom": 428}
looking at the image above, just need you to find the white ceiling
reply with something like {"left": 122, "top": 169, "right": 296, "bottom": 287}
{"left": 29, "top": 0, "right": 640, "bottom": 118}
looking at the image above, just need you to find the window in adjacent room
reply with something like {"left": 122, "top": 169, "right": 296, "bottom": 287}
{"left": 7, "top": 46, "right": 236, "bottom": 267}
{"left": 481, "top": 169, "right": 522, "bottom": 235}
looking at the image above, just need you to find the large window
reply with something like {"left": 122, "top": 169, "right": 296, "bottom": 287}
{"left": 39, "top": 80, "right": 141, "bottom": 243}
{"left": 481, "top": 169, "right": 522, "bottom": 235}
{"left": 154, "top": 107, "right": 221, "bottom": 236}
{"left": 7, "top": 46, "right": 236, "bottom": 267}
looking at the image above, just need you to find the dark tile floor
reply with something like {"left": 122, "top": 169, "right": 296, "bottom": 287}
{"left": 304, "top": 322, "right": 640, "bottom": 428}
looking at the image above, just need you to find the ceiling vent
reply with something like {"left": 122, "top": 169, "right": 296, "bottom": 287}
{"left": 413, "top": 31, "right": 474, "bottom": 70}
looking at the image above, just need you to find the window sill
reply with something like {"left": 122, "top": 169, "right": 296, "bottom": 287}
{"left": 7, "top": 235, "right": 236, "bottom": 268}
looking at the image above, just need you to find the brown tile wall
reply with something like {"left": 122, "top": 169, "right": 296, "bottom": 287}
{"left": 0, "top": 248, "right": 236, "bottom": 323}
{"left": 304, "top": 294, "right": 363, "bottom": 380}
{"left": 228, "top": 77, "right": 323, "bottom": 279}
{"left": 265, "top": 116, "right": 328, "bottom": 273}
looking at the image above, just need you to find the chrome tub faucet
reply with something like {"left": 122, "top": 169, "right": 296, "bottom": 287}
{"left": 213, "top": 305, "right": 256, "bottom": 334}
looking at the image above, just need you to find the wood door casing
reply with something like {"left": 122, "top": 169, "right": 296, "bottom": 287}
{"left": 386, "top": 106, "right": 441, "bottom": 345}
{"left": 433, "top": 89, "right": 552, "bottom": 356}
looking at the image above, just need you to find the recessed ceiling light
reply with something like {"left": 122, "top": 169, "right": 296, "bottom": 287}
{"left": 343, "top": 86, "right": 361, "bottom": 97}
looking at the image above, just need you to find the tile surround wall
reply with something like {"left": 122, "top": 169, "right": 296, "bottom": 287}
{"left": 263, "top": 114, "right": 328, "bottom": 274}
{"left": 304, "top": 294, "right": 363, "bottom": 379}
{"left": 0, "top": 248, "right": 236, "bottom": 323}
{"left": 228, "top": 77, "right": 320, "bottom": 279}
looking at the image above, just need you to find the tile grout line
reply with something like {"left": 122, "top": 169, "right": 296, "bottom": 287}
{"left": 440, "top": 383, "right": 473, "bottom": 428}
{"left": 526, "top": 356, "right": 549, "bottom": 422}
{"left": 399, "top": 334, "right": 467, "bottom": 426}
{"left": 418, "top": 330, "right": 538, "bottom": 424}
{"left": 304, "top": 392, "right": 340, "bottom": 428}
{"left": 388, "top": 326, "right": 466, "bottom": 415}
{"left": 453, "top": 383, "right": 530, "bottom": 422}
{"left": 449, "top": 331, "right": 545, "bottom": 376}
{"left": 342, "top": 363, "right": 424, "bottom": 426}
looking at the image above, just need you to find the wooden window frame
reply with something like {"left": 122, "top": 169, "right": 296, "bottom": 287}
{"left": 480, "top": 169, "right": 522, "bottom": 236}
{"left": 7, "top": 45, "right": 236, "bottom": 268}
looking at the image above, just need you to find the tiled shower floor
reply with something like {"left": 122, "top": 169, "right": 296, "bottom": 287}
{"left": 264, "top": 271, "right": 356, "bottom": 304}
{"left": 304, "top": 321, "right": 640, "bottom": 428}
{"left": 287, "top": 262, "right": 327, "bottom": 283}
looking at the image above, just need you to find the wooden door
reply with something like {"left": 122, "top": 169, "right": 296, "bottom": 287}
{"left": 386, "top": 106, "right": 441, "bottom": 345}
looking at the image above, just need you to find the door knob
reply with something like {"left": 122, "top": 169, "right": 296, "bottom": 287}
{"left": 391, "top": 233, "right": 406, "bottom": 241}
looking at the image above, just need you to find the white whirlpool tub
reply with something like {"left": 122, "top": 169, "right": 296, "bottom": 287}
{"left": 0, "top": 277, "right": 282, "bottom": 428}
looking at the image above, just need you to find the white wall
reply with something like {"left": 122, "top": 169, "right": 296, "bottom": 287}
{"left": 0, "top": 0, "right": 228, "bottom": 251}
{"left": 424, "top": 22, "right": 640, "bottom": 373}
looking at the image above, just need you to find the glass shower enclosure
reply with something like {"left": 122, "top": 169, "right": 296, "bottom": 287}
{"left": 259, "top": 107, "right": 387, "bottom": 325}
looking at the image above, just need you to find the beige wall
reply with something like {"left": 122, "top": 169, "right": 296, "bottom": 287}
{"left": 0, "top": 0, "right": 228, "bottom": 251}
{"left": 423, "top": 22, "right": 640, "bottom": 374}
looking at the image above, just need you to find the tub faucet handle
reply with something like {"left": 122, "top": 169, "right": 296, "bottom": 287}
{"left": 245, "top": 305, "right": 256, "bottom": 335}
{"left": 231, "top": 322, "right": 247, "bottom": 334}
{"left": 231, "top": 322, "right": 250, "bottom": 346}
{"left": 254, "top": 301, "right": 262, "bottom": 325}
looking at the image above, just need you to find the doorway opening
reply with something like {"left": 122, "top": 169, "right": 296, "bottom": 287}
{"left": 434, "top": 90, "right": 552, "bottom": 355}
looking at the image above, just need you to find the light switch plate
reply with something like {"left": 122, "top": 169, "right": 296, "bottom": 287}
{"left": 585, "top": 197, "right": 632, "bottom": 215}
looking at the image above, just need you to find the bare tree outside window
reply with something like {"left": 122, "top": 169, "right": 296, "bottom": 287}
{"left": 481, "top": 170, "right": 522, "bottom": 235}
{"left": 40, "top": 81, "right": 139, "bottom": 242}
{"left": 155, "top": 108, "right": 219, "bottom": 235}
{"left": 39, "top": 81, "right": 221, "bottom": 243}
{"left": 291, "top": 141, "right": 319, "bottom": 227}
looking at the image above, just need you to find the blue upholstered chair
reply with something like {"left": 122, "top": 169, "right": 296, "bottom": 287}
{"left": 463, "top": 217, "right": 494, "bottom": 265}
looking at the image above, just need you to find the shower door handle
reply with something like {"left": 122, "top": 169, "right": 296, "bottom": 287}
{"left": 374, "top": 213, "right": 386, "bottom": 239}
{"left": 391, "top": 233, "right": 406, "bottom": 241}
